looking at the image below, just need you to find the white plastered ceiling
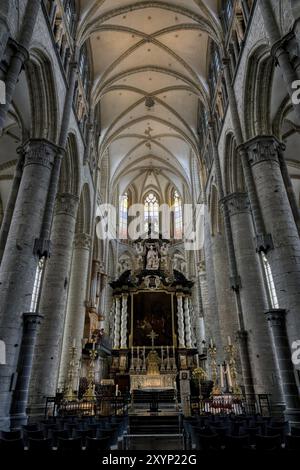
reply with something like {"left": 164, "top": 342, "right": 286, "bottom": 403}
{"left": 78, "top": 0, "right": 221, "bottom": 201}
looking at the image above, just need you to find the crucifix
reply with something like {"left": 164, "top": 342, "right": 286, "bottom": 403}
{"left": 147, "top": 329, "right": 158, "bottom": 349}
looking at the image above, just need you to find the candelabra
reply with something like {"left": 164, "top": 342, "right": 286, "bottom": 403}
{"left": 224, "top": 343, "right": 242, "bottom": 396}
{"left": 208, "top": 342, "right": 221, "bottom": 396}
{"left": 64, "top": 343, "right": 78, "bottom": 401}
{"left": 83, "top": 344, "right": 97, "bottom": 400}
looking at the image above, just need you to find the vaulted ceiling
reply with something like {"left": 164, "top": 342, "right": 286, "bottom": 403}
{"left": 77, "top": 0, "right": 222, "bottom": 200}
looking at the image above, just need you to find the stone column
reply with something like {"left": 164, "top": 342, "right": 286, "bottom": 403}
{"left": 0, "top": 1, "right": 10, "bottom": 67}
{"left": 211, "top": 232, "right": 239, "bottom": 349}
{"left": 0, "top": 153, "right": 24, "bottom": 263}
{"left": 223, "top": 192, "right": 283, "bottom": 403}
{"left": 183, "top": 296, "right": 192, "bottom": 349}
{"left": 10, "top": 313, "right": 43, "bottom": 428}
{"left": 0, "top": 0, "right": 42, "bottom": 130}
{"left": 29, "top": 193, "right": 78, "bottom": 413}
{"left": 266, "top": 309, "right": 300, "bottom": 425}
{"left": 259, "top": 0, "right": 300, "bottom": 123}
{"left": 113, "top": 296, "right": 121, "bottom": 349}
{"left": 120, "top": 293, "right": 128, "bottom": 349}
{"left": 245, "top": 136, "right": 300, "bottom": 345}
{"left": 176, "top": 294, "right": 185, "bottom": 348}
{"left": 209, "top": 124, "right": 254, "bottom": 394}
{"left": 203, "top": 208, "right": 223, "bottom": 358}
{"left": 0, "top": 139, "right": 56, "bottom": 429}
{"left": 58, "top": 232, "right": 91, "bottom": 388}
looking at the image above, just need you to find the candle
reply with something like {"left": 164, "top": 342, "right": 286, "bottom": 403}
{"left": 196, "top": 354, "right": 199, "bottom": 367}
{"left": 226, "top": 364, "right": 233, "bottom": 388}
{"left": 210, "top": 338, "right": 213, "bottom": 348}
{"left": 72, "top": 338, "right": 76, "bottom": 348}
{"left": 92, "top": 341, "right": 96, "bottom": 350}
{"left": 115, "top": 384, "right": 119, "bottom": 397}
{"left": 161, "top": 346, "right": 164, "bottom": 358}
{"left": 132, "top": 346, "right": 134, "bottom": 358}
{"left": 220, "top": 364, "right": 224, "bottom": 388}
{"left": 173, "top": 346, "right": 175, "bottom": 357}
{"left": 228, "top": 336, "right": 232, "bottom": 346}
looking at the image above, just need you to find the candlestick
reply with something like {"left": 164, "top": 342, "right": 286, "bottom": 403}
{"left": 219, "top": 364, "right": 224, "bottom": 388}
{"left": 226, "top": 363, "right": 233, "bottom": 388}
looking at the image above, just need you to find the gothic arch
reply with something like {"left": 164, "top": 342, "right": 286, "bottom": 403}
{"left": 76, "top": 183, "right": 92, "bottom": 234}
{"left": 224, "top": 132, "right": 245, "bottom": 195}
{"left": 26, "top": 49, "right": 59, "bottom": 142}
{"left": 59, "top": 133, "right": 80, "bottom": 196}
{"left": 243, "top": 44, "right": 274, "bottom": 140}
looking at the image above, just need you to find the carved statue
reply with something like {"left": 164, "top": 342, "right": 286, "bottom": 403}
{"left": 146, "top": 350, "right": 160, "bottom": 375}
{"left": 146, "top": 244, "right": 159, "bottom": 270}
{"left": 135, "top": 241, "right": 145, "bottom": 268}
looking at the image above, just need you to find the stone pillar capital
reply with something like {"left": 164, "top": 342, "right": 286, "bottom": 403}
{"left": 20, "top": 139, "right": 59, "bottom": 170}
{"left": 55, "top": 193, "right": 79, "bottom": 218}
{"left": 22, "top": 312, "right": 43, "bottom": 326}
{"left": 74, "top": 232, "right": 91, "bottom": 250}
{"left": 265, "top": 308, "right": 287, "bottom": 327}
{"left": 242, "top": 136, "right": 285, "bottom": 167}
{"left": 236, "top": 329, "right": 248, "bottom": 342}
{"left": 221, "top": 192, "right": 250, "bottom": 217}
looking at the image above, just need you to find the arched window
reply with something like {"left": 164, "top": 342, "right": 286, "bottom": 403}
{"left": 64, "top": 0, "right": 76, "bottom": 34}
{"left": 173, "top": 190, "right": 183, "bottom": 239}
{"left": 262, "top": 254, "right": 279, "bottom": 309}
{"left": 79, "top": 44, "right": 90, "bottom": 97}
{"left": 119, "top": 192, "right": 128, "bottom": 239}
{"left": 144, "top": 192, "right": 159, "bottom": 235}
{"left": 30, "top": 258, "right": 45, "bottom": 312}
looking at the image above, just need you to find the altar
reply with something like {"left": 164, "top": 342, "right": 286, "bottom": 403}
{"left": 130, "top": 373, "right": 176, "bottom": 391}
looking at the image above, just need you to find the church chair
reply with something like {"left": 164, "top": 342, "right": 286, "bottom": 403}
{"left": 266, "top": 426, "right": 285, "bottom": 442}
{"left": 211, "top": 425, "right": 230, "bottom": 438}
{"left": 28, "top": 437, "right": 53, "bottom": 452}
{"left": 0, "top": 438, "right": 24, "bottom": 452}
{"left": 22, "top": 423, "right": 40, "bottom": 432}
{"left": 194, "top": 433, "right": 221, "bottom": 452}
{"left": 1, "top": 430, "right": 22, "bottom": 440}
{"left": 244, "top": 426, "right": 262, "bottom": 445}
{"left": 255, "top": 434, "right": 282, "bottom": 451}
{"left": 290, "top": 426, "right": 300, "bottom": 436}
{"left": 51, "top": 429, "right": 70, "bottom": 447}
{"left": 41, "top": 423, "right": 62, "bottom": 438}
{"left": 75, "top": 429, "right": 97, "bottom": 446}
{"left": 64, "top": 422, "right": 80, "bottom": 435}
{"left": 285, "top": 434, "right": 300, "bottom": 451}
{"left": 85, "top": 436, "right": 111, "bottom": 452}
{"left": 57, "top": 437, "right": 83, "bottom": 453}
{"left": 225, "top": 434, "right": 251, "bottom": 451}
{"left": 23, "top": 430, "right": 45, "bottom": 447}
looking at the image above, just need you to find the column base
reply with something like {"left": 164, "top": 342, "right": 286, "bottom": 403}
{"left": 285, "top": 408, "right": 300, "bottom": 426}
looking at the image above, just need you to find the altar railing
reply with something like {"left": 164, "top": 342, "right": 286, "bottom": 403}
{"left": 44, "top": 394, "right": 130, "bottom": 418}
{"left": 190, "top": 394, "right": 272, "bottom": 416}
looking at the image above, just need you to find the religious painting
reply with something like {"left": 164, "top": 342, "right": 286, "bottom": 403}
{"left": 132, "top": 292, "right": 173, "bottom": 347}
